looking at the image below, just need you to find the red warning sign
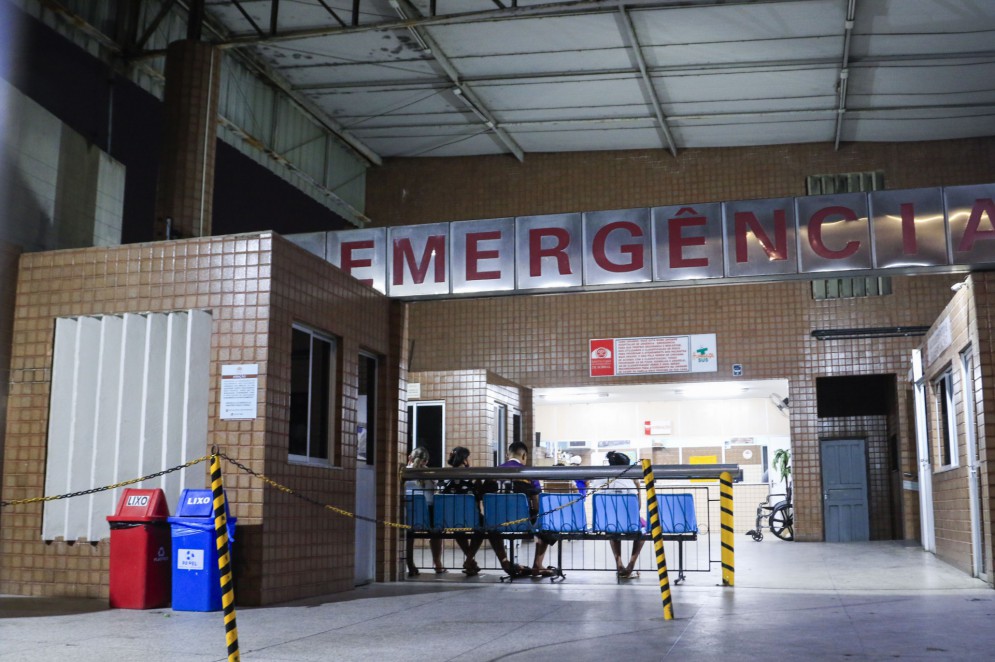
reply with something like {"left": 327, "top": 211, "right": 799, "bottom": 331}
{"left": 590, "top": 339, "right": 615, "bottom": 376}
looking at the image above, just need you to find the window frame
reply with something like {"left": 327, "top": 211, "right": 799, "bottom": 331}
{"left": 933, "top": 370, "right": 958, "bottom": 470}
{"left": 289, "top": 324, "right": 340, "bottom": 467}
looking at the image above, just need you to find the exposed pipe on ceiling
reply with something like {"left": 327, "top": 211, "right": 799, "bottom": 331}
{"left": 833, "top": 0, "right": 857, "bottom": 150}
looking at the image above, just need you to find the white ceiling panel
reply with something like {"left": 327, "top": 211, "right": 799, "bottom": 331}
{"left": 309, "top": 87, "right": 459, "bottom": 119}
{"left": 362, "top": 131, "right": 508, "bottom": 158}
{"left": 474, "top": 78, "right": 647, "bottom": 111}
{"left": 655, "top": 68, "right": 839, "bottom": 104}
{"left": 449, "top": 49, "right": 636, "bottom": 78}
{"left": 843, "top": 111, "right": 995, "bottom": 142}
{"left": 858, "top": 0, "right": 995, "bottom": 32}
{"left": 630, "top": 0, "right": 845, "bottom": 44}
{"left": 853, "top": 32, "right": 995, "bottom": 59}
{"left": 850, "top": 61, "right": 995, "bottom": 95}
{"left": 513, "top": 126, "right": 668, "bottom": 153}
{"left": 675, "top": 118, "right": 837, "bottom": 148}
{"left": 639, "top": 36, "right": 842, "bottom": 70}
{"left": 427, "top": 13, "right": 627, "bottom": 57}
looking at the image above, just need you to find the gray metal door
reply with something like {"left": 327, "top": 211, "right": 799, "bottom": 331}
{"left": 821, "top": 438, "right": 870, "bottom": 542}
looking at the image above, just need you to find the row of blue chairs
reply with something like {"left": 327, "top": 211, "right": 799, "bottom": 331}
{"left": 406, "top": 492, "right": 698, "bottom": 536}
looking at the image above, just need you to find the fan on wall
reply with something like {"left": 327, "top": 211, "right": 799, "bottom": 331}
{"left": 769, "top": 393, "right": 790, "bottom": 417}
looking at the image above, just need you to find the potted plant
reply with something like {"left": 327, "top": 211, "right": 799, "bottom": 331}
{"left": 772, "top": 448, "right": 791, "bottom": 484}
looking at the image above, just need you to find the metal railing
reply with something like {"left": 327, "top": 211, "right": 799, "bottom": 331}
{"left": 402, "top": 464, "right": 740, "bottom": 580}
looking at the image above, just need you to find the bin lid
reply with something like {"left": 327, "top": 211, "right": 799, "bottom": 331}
{"left": 174, "top": 489, "right": 231, "bottom": 519}
{"left": 107, "top": 488, "right": 171, "bottom": 523}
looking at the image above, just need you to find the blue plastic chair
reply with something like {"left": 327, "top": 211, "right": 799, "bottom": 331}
{"left": 405, "top": 494, "right": 430, "bottom": 531}
{"left": 592, "top": 493, "right": 641, "bottom": 533}
{"left": 656, "top": 493, "right": 698, "bottom": 534}
{"left": 537, "top": 493, "right": 587, "bottom": 532}
{"left": 432, "top": 494, "right": 478, "bottom": 530}
{"left": 482, "top": 493, "right": 533, "bottom": 533}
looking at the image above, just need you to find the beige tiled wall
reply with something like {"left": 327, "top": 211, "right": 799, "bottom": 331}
{"left": 407, "top": 369, "right": 525, "bottom": 467}
{"left": 366, "top": 139, "right": 995, "bottom": 545}
{"left": 366, "top": 139, "right": 995, "bottom": 227}
{"left": 0, "top": 233, "right": 401, "bottom": 604}
{"left": 402, "top": 277, "right": 960, "bottom": 542}
{"left": 919, "top": 274, "right": 991, "bottom": 578}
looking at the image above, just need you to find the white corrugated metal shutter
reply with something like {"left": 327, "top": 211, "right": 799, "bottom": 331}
{"left": 42, "top": 310, "right": 211, "bottom": 542}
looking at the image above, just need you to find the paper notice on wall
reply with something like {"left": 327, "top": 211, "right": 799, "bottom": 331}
{"left": 220, "top": 364, "right": 259, "bottom": 420}
{"left": 590, "top": 334, "right": 717, "bottom": 377}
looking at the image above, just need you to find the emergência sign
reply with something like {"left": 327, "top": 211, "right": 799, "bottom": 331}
{"left": 290, "top": 183, "right": 995, "bottom": 299}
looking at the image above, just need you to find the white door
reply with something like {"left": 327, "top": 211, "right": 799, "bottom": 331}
{"left": 961, "top": 349, "right": 986, "bottom": 579}
{"left": 911, "top": 349, "right": 935, "bottom": 553}
{"left": 354, "top": 354, "right": 378, "bottom": 586}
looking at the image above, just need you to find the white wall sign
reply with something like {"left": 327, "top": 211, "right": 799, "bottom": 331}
{"left": 220, "top": 364, "right": 259, "bottom": 420}
{"left": 591, "top": 334, "right": 717, "bottom": 377}
{"left": 926, "top": 317, "right": 952, "bottom": 366}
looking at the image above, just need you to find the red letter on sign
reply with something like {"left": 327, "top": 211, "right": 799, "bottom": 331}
{"left": 734, "top": 210, "right": 787, "bottom": 263}
{"left": 593, "top": 221, "right": 644, "bottom": 273}
{"left": 669, "top": 212, "right": 707, "bottom": 268}
{"left": 392, "top": 235, "right": 446, "bottom": 285}
{"left": 900, "top": 202, "right": 919, "bottom": 255}
{"left": 956, "top": 198, "right": 995, "bottom": 252}
{"left": 529, "top": 228, "right": 572, "bottom": 277}
{"left": 341, "top": 240, "right": 374, "bottom": 286}
{"left": 808, "top": 205, "right": 860, "bottom": 259}
{"left": 466, "top": 231, "right": 501, "bottom": 281}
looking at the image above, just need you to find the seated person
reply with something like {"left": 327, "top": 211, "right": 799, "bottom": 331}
{"left": 498, "top": 441, "right": 556, "bottom": 578}
{"left": 439, "top": 446, "right": 487, "bottom": 576}
{"left": 601, "top": 451, "right": 645, "bottom": 579}
{"left": 404, "top": 447, "right": 445, "bottom": 576}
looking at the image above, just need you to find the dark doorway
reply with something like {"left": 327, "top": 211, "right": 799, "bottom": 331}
{"left": 407, "top": 402, "right": 444, "bottom": 468}
{"left": 816, "top": 374, "right": 899, "bottom": 540}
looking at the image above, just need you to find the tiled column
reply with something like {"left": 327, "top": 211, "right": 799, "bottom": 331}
{"left": 153, "top": 40, "right": 221, "bottom": 240}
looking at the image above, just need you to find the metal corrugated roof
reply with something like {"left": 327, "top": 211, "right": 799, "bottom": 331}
{"left": 180, "top": 0, "right": 995, "bottom": 160}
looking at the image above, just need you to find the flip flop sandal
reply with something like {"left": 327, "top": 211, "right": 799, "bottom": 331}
{"left": 531, "top": 566, "right": 555, "bottom": 578}
{"left": 501, "top": 561, "right": 530, "bottom": 578}
{"left": 434, "top": 567, "right": 449, "bottom": 574}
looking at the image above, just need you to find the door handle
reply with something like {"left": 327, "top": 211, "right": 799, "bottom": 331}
{"left": 824, "top": 492, "right": 829, "bottom": 501}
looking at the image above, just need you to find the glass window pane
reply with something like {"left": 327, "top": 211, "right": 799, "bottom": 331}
{"left": 310, "top": 337, "right": 332, "bottom": 460}
{"left": 289, "top": 328, "right": 311, "bottom": 456}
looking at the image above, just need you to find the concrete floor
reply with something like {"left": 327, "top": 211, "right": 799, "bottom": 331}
{"left": 2, "top": 539, "right": 993, "bottom": 661}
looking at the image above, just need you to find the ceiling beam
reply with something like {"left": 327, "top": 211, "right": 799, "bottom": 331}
{"left": 207, "top": 0, "right": 804, "bottom": 50}
{"left": 389, "top": 0, "right": 525, "bottom": 161}
{"left": 833, "top": 0, "right": 857, "bottom": 150}
{"left": 343, "top": 101, "right": 995, "bottom": 133}
{"left": 290, "top": 49, "right": 995, "bottom": 92}
{"left": 618, "top": 4, "right": 677, "bottom": 156}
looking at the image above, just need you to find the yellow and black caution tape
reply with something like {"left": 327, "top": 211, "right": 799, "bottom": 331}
{"left": 0, "top": 454, "right": 212, "bottom": 508}
{"left": 2, "top": 448, "right": 645, "bottom": 535}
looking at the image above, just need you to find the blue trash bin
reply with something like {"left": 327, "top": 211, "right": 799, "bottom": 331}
{"left": 167, "top": 489, "right": 236, "bottom": 612}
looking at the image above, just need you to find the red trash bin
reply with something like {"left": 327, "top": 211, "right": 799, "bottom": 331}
{"left": 107, "top": 488, "right": 172, "bottom": 609}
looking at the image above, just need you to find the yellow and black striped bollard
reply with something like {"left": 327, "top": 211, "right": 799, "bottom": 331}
{"left": 720, "top": 470, "right": 734, "bottom": 587}
{"left": 211, "top": 454, "right": 240, "bottom": 662}
{"left": 641, "top": 459, "right": 675, "bottom": 620}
